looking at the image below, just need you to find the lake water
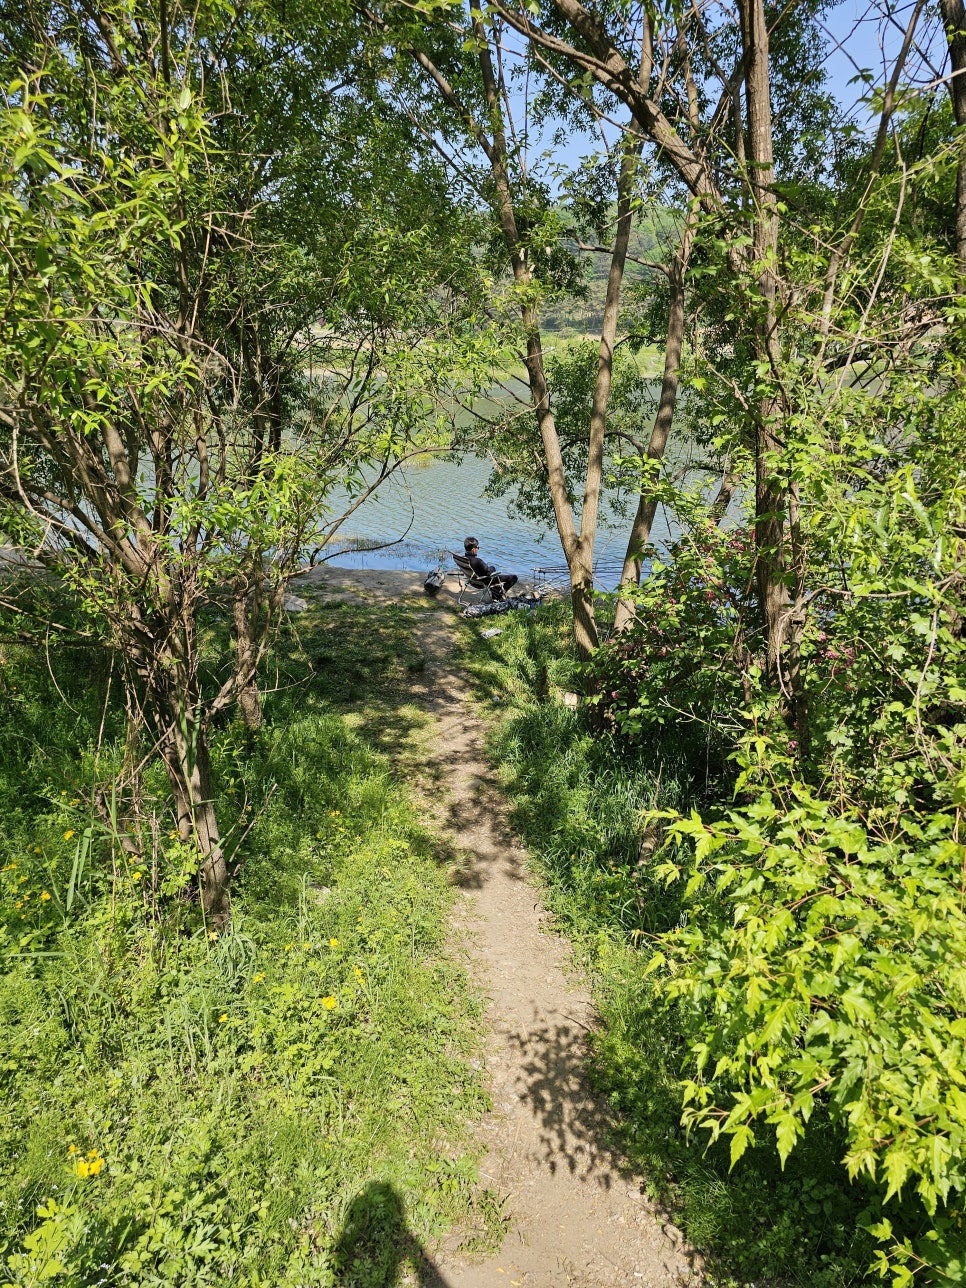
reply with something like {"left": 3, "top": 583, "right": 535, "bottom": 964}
{"left": 320, "top": 455, "right": 675, "bottom": 590}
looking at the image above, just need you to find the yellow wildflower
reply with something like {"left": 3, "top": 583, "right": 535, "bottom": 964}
{"left": 40, "top": 891, "right": 51, "bottom": 901}
{"left": 322, "top": 996, "right": 337, "bottom": 1010}
{"left": 131, "top": 872, "right": 142, "bottom": 881}
{"left": 67, "top": 1144, "right": 78, "bottom": 1155}
{"left": 75, "top": 1149, "right": 104, "bottom": 1177}
{"left": 218, "top": 1014, "right": 228, "bottom": 1023}
{"left": 283, "top": 942, "right": 293, "bottom": 951}
{"left": 252, "top": 972, "right": 265, "bottom": 983}
{"left": 329, "top": 938, "right": 339, "bottom": 949}
{"left": 63, "top": 831, "right": 75, "bottom": 841}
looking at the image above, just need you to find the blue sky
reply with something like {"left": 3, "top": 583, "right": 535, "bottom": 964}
{"left": 504, "top": 0, "right": 950, "bottom": 185}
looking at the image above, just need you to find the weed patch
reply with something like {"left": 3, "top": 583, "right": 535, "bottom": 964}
{"left": 0, "top": 597, "right": 486, "bottom": 1286}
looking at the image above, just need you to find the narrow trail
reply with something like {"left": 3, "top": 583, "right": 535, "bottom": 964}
{"left": 297, "top": 568, "right": 700, "bottom": 1288}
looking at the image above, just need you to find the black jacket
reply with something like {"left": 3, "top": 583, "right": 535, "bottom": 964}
{"left": 465, "top": 552, "right": 496, "bottom": 581}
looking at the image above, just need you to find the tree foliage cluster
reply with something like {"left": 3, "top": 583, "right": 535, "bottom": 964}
{"left": 0, "top": 0, "right": 492, "bottom": 917}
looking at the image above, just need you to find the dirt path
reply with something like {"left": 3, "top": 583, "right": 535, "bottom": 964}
{"left": 294, "top": 568, "right": 700, "bottom": 1288}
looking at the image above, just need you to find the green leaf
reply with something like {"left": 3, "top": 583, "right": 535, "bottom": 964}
{"left": 729, "top": 1124, "right": 754, "bottom": 1169}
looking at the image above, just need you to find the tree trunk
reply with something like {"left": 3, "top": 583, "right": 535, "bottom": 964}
{"left": 568, "top": 124, "right": 642, "bottom": 647}
{"left": 473, "top": 22, "right": 594, "bottom": 657}
{"left": 184, "top": 746, "right": 228, "bottom": 923}
{"left": 784, "top": 478, "right": 811, "bottom": 758}
{"left": 739, "top": 0, "right": 788, "bottom": 684}
{"left": 941, "top": 0, "right": 966, "bottom": 283}
{"left": 151, "top": 677, "right": 230, "bottom": 923}
{"left": 232, "top": 575, "right": 263, "bottom": 730}
{"left": 569, "top": 551, "right": 598, "bottom": 662}
{"left": 614, "top": 210, "right": 696, "bottom": 632}
{"left": 710, "top": 469, "right": 740, "bottom": 521}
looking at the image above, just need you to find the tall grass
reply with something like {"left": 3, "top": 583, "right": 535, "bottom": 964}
{"left": 0, "top": 595, "right": 490, "bottom": 1286}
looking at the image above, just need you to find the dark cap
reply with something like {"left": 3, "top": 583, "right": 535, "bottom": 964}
{"left": 463, "top": 536, "right": 479, "bottom": 551}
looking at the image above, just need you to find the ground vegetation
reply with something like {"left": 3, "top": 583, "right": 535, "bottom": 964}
{"left": 0, "top": 587, "right": 494, "bottom": 1285}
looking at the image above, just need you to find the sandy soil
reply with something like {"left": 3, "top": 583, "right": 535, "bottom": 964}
{"left": 292, "top": 566, "right": 701, "bottom": 1288}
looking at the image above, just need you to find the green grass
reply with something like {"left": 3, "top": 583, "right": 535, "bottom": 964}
{"left": 0, "top": 592, "right": 492, "bottom": 1287}
{"left": 459, "top": 601, "right": 881, "bottom": 1288}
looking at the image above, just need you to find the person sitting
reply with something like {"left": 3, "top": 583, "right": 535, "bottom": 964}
{"left": 462, "top": 536, "right": 518, "bottom": 601}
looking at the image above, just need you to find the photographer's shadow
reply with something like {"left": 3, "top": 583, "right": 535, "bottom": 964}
{"left": 333, "top": 1181, "right": 452, "bottom": 1287}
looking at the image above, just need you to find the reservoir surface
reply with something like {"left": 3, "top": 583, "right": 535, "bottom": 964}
{"left": 320, "top": 454, "right": 675, "bottom": 590}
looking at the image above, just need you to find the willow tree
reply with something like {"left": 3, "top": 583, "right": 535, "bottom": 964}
{"left": 369, "top": 2, "right": 685, "bottom": 661}
{"left": 0, "top": 0, "right": 486, "bottom": 918}
{"left": 480, "top": 0, "right": 943, "bottom": 709}
{"left": 372, "top": 0, "right": 843, "bottom": 664}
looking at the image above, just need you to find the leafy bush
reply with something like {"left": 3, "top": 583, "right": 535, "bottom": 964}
{"left": 582, "top": 408, "right": 966, "bottom": 1281}
{"left": 586, "top": 519, "right": 755, "bottom": 767}
{"left": 643, "top": 559, "right": 966, "bottom": 1282}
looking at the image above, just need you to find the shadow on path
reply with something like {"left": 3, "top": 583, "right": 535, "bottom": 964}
{"left": 505, "top": 1016, "right": 622, "bottom": 1186}
{"left": 333, "top": 1182, "right": 453, "bottom": 1288}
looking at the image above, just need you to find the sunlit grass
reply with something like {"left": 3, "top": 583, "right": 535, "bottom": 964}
{"left": 0, "top": 596, "right": 491, "bottom": 1285}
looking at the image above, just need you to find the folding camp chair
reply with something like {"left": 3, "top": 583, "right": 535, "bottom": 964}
{"left": 451, "top": 552, "right": 504, "bottom": 607}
